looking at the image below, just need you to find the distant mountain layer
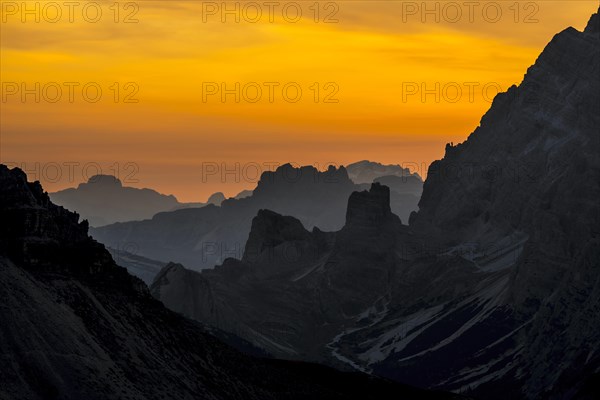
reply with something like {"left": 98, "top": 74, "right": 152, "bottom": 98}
{"left": 0, "top": 164, "right": 464, "bottom": 400}
{"left": 152, "top": 9, "right": 600, "bottom": 399}
{"left": 346, "top": 160, "right": 421, "bottom": 184}
{"left": 234, "top": 189, "right": 254, "bottom": 199}
{"left": 91, "top": 164, "right": 422, "bottom": 271}
{"left": 49, "top": 175, "right": 224, "bottom": 227}
{"left": 52, "top": 163, "right": 421, "bottom": 229}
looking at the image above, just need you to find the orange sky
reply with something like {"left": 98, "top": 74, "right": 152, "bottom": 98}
{"left": 1, "top": 1, "right": 597, "bottom": 201}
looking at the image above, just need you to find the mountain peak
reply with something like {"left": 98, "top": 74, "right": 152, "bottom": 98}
{"left": 345, "top": 160, "right": 419, "bottom": 184}
{"left": 585, "top": 7, "right": 599, "bottom": 35}
{"left": 0, "top": 165, "right": 45, "bottom": 209}
{"left": 85, "top": 174, "right": 122, "bottom": 187}
{"left": 345, "top": 182, "right": 400, "bottom": 228}
{"left": 52, "top": 174, "right": 182, "bottom": 226}
{"left": 413, "top": 12, "right": 600, "bottom": 242}
{"left": 242, "top": 209, "right": 311, "bottom": 264}
{"left": 207, "top": 192, "right": 225, "bottom": 205}
{"left": 151, "top": 262, "right": 187, "bottom": 289}
{"left": 254, "top": 164, "right": 353, "bottom": 195}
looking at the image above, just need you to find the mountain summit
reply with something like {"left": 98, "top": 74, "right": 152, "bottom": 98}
{"left": 50, "top": 174, "right": 180, "bottom": 226}
{"left": 86, "top": 174, "right": 123, "bottom": 186}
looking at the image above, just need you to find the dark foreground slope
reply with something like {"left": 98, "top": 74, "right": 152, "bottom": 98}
{"left": 0, "top": 165, "right": 461, "bottom": 400}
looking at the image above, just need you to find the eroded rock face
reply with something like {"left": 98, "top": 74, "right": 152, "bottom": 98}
{"left": 405, "top": 11, "right": 600, "bottom": 395}
{"left": 413, "top": 10, "right": 600, "bottom": 247}
{"left": 152, "top": 9, "right": 600, "bottom": 399}
{"left": 0, "top": 165, "right": 459, "bottom": 400}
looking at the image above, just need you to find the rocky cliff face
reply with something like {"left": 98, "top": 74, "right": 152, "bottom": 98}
{"left": 0, "top": 164, "right": 464, "bottom": 400}
{"left": 152, "top": 9, "right": 600, "bottom": 399}
{"left": 413, "top": 10, "right": 599, "bottom": 246}
{"left": 406, "top": 9, "right": 600, "bottom": 396}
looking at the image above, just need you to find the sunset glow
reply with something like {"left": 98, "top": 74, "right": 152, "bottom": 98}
{"left": 1, "top": 0, "right": 596, "bottom": 201}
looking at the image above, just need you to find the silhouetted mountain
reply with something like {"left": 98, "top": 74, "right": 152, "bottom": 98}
{"left": 152, "top": 10, "right": 600, "bottom": 399}
{"left": 49, "top": 175, "right": 226, "bottom": 227}
{"left": 401, "top": 9, "right": 600, "bottom": 398}
{"left": 234, "top": 189, "right": 254, "bottom": 199}
{"left": 346, "top": 160, "right": 420, "bottom": 184}
{"left": 91, "top": 164, "right": 423, "bottom": 272}
{"left": 347, "top": 161, "right": 423, "bottom": 221}
{"left": 91, "top": 165, "right": 351, "bottom": 270}
{"left": 0, "top": 164, "right": 466, "bottom": 400}
{"left": 151, "top": 183, "right": 481, "bottom": 372}
{"left": 207, "top": 191, "right": 226, "bottom": 205}
{"left": 49, "top": 175, "right": 180, "bottom": 226}
{"left": 372, "top": 175, "right": 422, "bottom": 224}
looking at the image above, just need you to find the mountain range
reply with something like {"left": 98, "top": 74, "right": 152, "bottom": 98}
{"left": 151, "top": 9, "right": 600, "bottom": 399}
{"left": 2, "top": 8, "right": 597, "bottom": 400}
{"left": 90, "top": 163, "right": 423, "bottom": 273}
{"left": 345, "top": 160, "right": 420, "bottom": 184}
{"left": 0, "top": 164, "right": 465, "bottom": 400}
{"left": 49, "top": 175, "right": 226, "bottom": 227}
